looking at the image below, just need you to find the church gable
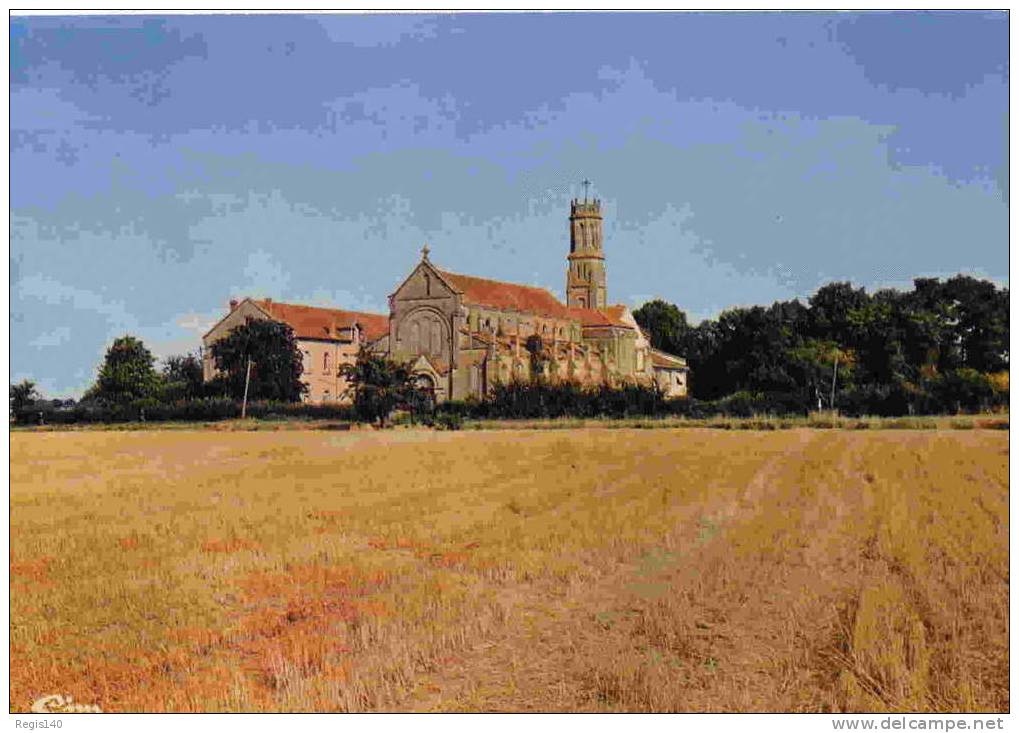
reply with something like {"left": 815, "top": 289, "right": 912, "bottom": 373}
{"left": 389, "top": 256, "right": 462, "bottom": 368}
{"left": 390, "top": 260, "right": 458, "bottom": 304}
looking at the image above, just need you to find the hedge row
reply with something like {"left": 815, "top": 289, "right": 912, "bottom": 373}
{"left": 13, "top": 398, "right": 355, "bottom": 425}
{"left": 12, "top": 373, "right": 1005, "bottom": 427}
{"left": 435, "top": 377, "right": 1006, "bottom": 421}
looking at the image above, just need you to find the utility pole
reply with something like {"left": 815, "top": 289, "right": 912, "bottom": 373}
{"left": 241, "top": 357, "right": 253, "bottom": 419}
{"left": 830, "top": 352, "right": 839, "bottom": 412}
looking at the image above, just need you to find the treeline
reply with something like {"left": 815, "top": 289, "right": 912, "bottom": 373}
{"left": 633, "top": 275, "right": 1008, "bottom": 416}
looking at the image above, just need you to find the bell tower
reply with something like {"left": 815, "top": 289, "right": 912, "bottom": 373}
{"left": 566, "top": 195, "right": 606, "bottom": 310}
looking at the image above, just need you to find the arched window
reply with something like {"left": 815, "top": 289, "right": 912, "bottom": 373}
{"left": 323, "top": 352, "right": 331, "bottom": 373}
{"left": 302, "top": 350, "right": 312, "bottom": 373}
{"left": 431, "top": 320, "right": 441, "bottom": 355}
{"left": 410, "top": 321, "right": 420, "bottom": 352}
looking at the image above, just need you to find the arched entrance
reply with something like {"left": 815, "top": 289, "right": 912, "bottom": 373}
{"left": 412, "top": 372, "right": 437, "bottom": 410}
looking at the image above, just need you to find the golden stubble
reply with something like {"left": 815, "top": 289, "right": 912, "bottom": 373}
{"left": 10, "top": 428, "right": 1008, "bottom": 712}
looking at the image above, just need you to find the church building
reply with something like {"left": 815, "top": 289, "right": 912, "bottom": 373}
{"left": 203, "top": 198, "right": 688, "bottom": 402}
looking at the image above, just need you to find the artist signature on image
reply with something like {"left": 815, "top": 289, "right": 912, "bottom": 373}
{"left": 30, "top": 695, "right": 102, "bottom": 713}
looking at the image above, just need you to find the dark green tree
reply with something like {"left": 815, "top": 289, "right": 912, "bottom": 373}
{"left": 161, "top": 353, "right": 205, "bottom": 401}
{"left": 91, "top": 336, "right": 160, "bottom": 404}
{"left": 689, "top": 301, "right": 809, "bottom": 400}
{"left": 632, "top": 299, "right": 694, "bottom": 356}
{"left": 941, "top": 275, "right": 1009, "bottom": 372}
{"left": 209, "top": 317, "right": 306, "bottom": 402}
{"left": 10, "top": 379, "right": 39, "bottom": 415}
{"left": 789, "top": 340, "right": 855, "bottom": 411}
{"left": 339, "top": 346, "right": 423, "bottom": 427}
{"left": 809, "top": 282, "right": 870, "bottom": 345}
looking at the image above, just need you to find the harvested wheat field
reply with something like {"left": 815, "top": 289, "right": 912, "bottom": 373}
{"left": 9, "top": 428, "right": 1008, "bottom": 712}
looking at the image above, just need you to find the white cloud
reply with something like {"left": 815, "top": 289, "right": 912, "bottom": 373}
{"left": 28, "top": 326, "right": 71, "bottom": 348}
{"left": 16, "top": 273, "right": 138, "bottom": 332}
{"left": 175, "top": 309, "right": 221, "bottom": 335}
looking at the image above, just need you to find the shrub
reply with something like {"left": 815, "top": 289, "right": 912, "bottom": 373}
{"left": 934, "top": 369, "right": 997, "bottom": 414}
{"left": 434, "top": 412, "right": 464, "bottom": 431}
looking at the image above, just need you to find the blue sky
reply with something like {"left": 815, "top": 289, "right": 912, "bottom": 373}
{"left": 11, "top": 11, "right": 1008, "bottom": 397}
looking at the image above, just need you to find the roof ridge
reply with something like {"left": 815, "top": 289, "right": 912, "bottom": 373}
{"left": 436, "top": 268, "right": 562, "bottom": 298}
{"left": 252, "top": 299, "right": 386, "bottom": 318}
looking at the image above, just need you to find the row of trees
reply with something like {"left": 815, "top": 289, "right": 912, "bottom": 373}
{"left": 11, "top": 316, "right": 430, "bottom": 427}
{"left": 74, "top": 319, "right": 309, "bottom": 407}
{"left": 11, "top": 318, "right": 315, "bottom": 424}
{"left": 633, "top": 275, "right": 1008, "bottom": 415}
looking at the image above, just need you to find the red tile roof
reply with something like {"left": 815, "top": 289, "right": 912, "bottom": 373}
{"left": 567, "top": 304, "right": 633, "bottom": 329}
{"left": 437, "top": 270, "right": 573, "bottom": 319}
{"left": 567, "top": 307, "right": 614, "bottom": 327}
{"left": 252, "top": 300, "right": 389, "bottom": 342}
{"left": 604, "top": 305, "right": 629, "bottom": 323}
